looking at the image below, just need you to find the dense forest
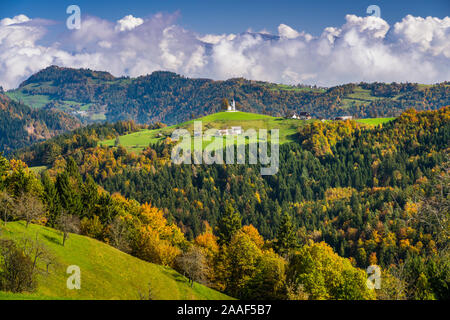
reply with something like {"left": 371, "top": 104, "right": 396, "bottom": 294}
{"left": 0, "top": 94, "right": 80, "bottom": 154}
{"left": 9, "top": 66, "right": 450, "bottom": 124}
{"left": 6, "top": 106, "right": 449, "bottom": 300}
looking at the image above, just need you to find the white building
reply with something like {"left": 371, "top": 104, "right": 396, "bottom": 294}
{"left": 227, "top": 99, "right": 237, "bottom": 112}
{"left": 215, "top": 126, "right": 243, "bottom": 136}
{"left": 231, "top": 126, "right": 242, "bottom": 135}
{"left": 335, "top": 116, "right": 353, "bottom": 121}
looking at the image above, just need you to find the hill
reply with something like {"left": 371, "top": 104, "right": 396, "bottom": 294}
{"left": 0, "top": 94, "right": 80, "bottom": 154}
{"left": 6, "top": 66, "right": 449, "bottom": 125}
{"left": 99, "top": 111, "right": 394, "bottom": 153}
{"left": 0, "top": 221, "right": 231, "bottom": 300}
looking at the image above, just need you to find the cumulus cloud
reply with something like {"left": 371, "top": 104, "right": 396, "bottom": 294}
{"left": 0, "top": 12, "right": 448, "bottom": 90}
{"left": 115, "top": 14, "right": 144, "bottom": 32}
{"left": 278, "top": 24, "right": 313, "bottom": 41}
{"left": 0, "top": 14, "right": 30, "bottom": 26}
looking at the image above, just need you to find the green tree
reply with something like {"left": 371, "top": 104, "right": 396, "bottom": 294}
{"left": 225, "top": 230, "right": 260, "bottom": 298}
{"left": 275, "top": 212, "right": 298, "bottom": 256}
{"left": 41, "top": 171, "right": 61, "bottom": 227}
{"left": 243, "top": 249, "right": 287, "bottom": 300}
{"left": 81, "top": 174, "right": 99, "bottom": 219}
{"left": 216, "top": 203, "right": 242, "bottom": 245}
{"left": 287, "top": 242, "right": 375, "bottom": 300}
{"left": 56, "top": 171, "right": 82, "bottom": 216}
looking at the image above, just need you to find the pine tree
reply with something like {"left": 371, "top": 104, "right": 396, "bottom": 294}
{"left": 275, "top": 212, "right": 298, "bottom": 256}
{"left": 56, "top": 171, "right": 82, "bottom": 216}
{"left": 217, "top": 203, "right": 242, "bottom": 245}
{"left": 81, "top": 174, "right": 99, "bottom": 220}
{"left": 41, "top": 171, "right": 61, "bottom": 227}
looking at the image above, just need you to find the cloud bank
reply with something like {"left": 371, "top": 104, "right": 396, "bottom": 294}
{"left": 0, "top": 12, "right": 449, "bottom": 90}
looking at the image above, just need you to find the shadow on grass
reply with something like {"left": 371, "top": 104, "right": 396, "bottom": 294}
{"left": 161, "top": 268, "right": 188, "bottom": 284}
{"left": 42, "top": 234, "right": 62, "bottom": 246}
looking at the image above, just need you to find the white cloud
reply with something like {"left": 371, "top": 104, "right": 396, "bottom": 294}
{"left": 278, "top": 24, "right": 299, "bottom": 39}
{"left": 198, "top": 33, "right": 236, "bottom": 44}
{"left": 0, "top": 14, "right": 30, "bottom": 26}
{"left": 0, "top": 13, "right": 448, "bottom": 90}
{"left": 115, "top": 15, "right": 144, "bottom": 32}
{"left": 393, "top": 15, "right": 450, "bottom": 57}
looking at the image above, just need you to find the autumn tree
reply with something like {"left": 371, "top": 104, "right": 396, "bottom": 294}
{"left": 194, "top": 230, "right": 219, "bottom": 284}
{"left": 225, "top": 230, "right": 260, "bottom": 298}
{"left": 108, "top": 215, "right": 131, "bottom": 253}
{"left": 242, "top": 249, "right": 287, "bottom": 300}
{"left": 0, "top": 190, "right": 13, "bottom": 226}
{"left": 13, "top": 193, "right": 45, "bottom": 228}
{"left": 177, "top": 246, "right": 209, "bottom": 287}
{"left": 221, "top": 98, "right": 229, "bottom": 111}
{"left": 132, "top": 203, "right": 185, "bottom": 266}
{"left": 57, "top": 212, "right": 80, "bottom": 246}
{"left": 413, "top": 162, "right": 449, "bottom": 250}
{"left": 287, "top": 242, "right": 376, "bottom": 300}
{"left": 4, "top": 160, "right": 43, "bottom": 198}
{"left": 0, "top": 239, "right": 36, "bottom": 293}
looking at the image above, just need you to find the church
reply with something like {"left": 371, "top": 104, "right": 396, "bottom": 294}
{"left": 227, "top": 99, "right": 237, "bottom": 112}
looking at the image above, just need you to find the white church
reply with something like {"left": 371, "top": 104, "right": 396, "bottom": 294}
{"left": 227, "top": 99, "right": 237, "bottom": 112}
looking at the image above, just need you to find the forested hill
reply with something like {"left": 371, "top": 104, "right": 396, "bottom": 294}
{"left": 8, "top": 107, "right": 449, "bottom": 300}
{"left": 6, "top": 65, "right": 450, "bottom": 125}
{"left": 0, "top": 93, "right": 80, "bottom": 154}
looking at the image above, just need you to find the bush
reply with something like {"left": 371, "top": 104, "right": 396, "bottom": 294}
{"left": 0, "top": 239, "right": 37, "bottom": 293}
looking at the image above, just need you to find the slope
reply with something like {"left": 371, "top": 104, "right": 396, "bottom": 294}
{"left": 0, "top": 93, "right": 80, "bottom": 154}
{"left": 0, "top": 221, "right": 231, "bottom": 300}
{"left": 99, "top": 111, "right": 394, "bottom": 153}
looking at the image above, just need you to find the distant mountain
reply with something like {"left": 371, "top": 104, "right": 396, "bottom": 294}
{"left": 0, "top": 93, "right": 80, "bottom": 154}
{"left": 6, "top": 66, "right": 450, "bottom": 125}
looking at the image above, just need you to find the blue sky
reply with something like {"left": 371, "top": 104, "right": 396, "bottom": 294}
{"left": 0, "top": 0, "right": 448, "bottom": 89}
{"left": 1, "top": 0, "right": 448, "bottom": 35}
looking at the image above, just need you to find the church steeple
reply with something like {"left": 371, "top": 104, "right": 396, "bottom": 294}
{"left": 226, "top": 99, "right": 237, "bottom": 112}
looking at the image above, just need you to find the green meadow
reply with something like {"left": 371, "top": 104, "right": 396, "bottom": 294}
{"left": 0, "top": 222, "right": 231, "bottom": 300}
{"left": 100, "top": 111, "right": 314, "bottom": 153}
{"left": 100, "top": 111, "right": 396, "bottom": 154}
{"left": 355, "top": 118, "right": 395, "bottom": 126}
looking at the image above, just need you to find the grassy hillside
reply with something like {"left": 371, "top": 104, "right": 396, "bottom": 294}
{"left": 355, "top": 117, "right": 396, "bottom": 125}
{"left": 100, "top": 111, "right": 396, "bottom": 153}
{"left": 100, "top": 111, "right": 314, "bottom": 153}
{"left": 0, "top": 222, "right": 231, "bottom": 300}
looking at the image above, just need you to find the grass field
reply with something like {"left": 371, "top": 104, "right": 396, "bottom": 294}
{"left": 100, "top": 111, "right": 313, "bottom": 153}
{"left": 100, "top": 111, "right": 396, "bottom": 153}
{"left": 0, "top": 222, "right": 231, "bottom": 300}
{"left": 5, "top": 91, "right": 51, "bottom": 109}
{"left": 356, "top": 118, "right": 395, "bottom": 125}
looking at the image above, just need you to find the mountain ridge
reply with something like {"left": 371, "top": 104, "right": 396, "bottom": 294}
{"left": 7, "top": 65, "right": 449, "bottom": 126}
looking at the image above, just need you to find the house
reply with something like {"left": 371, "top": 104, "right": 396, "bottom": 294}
{"left": 291, "top": 112, "right": 311, "bottom": 120}
{"left": 335, "top": 116, "right": 353, "bottom": 121}
{"left": 231, "top": 126, "right": 242, "bottom": 135}
{"left": 299, "top": 112, "right": 312, "bottom": 120}
{"left": 215, "top": 126, "right": 243, "bottom": 136}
